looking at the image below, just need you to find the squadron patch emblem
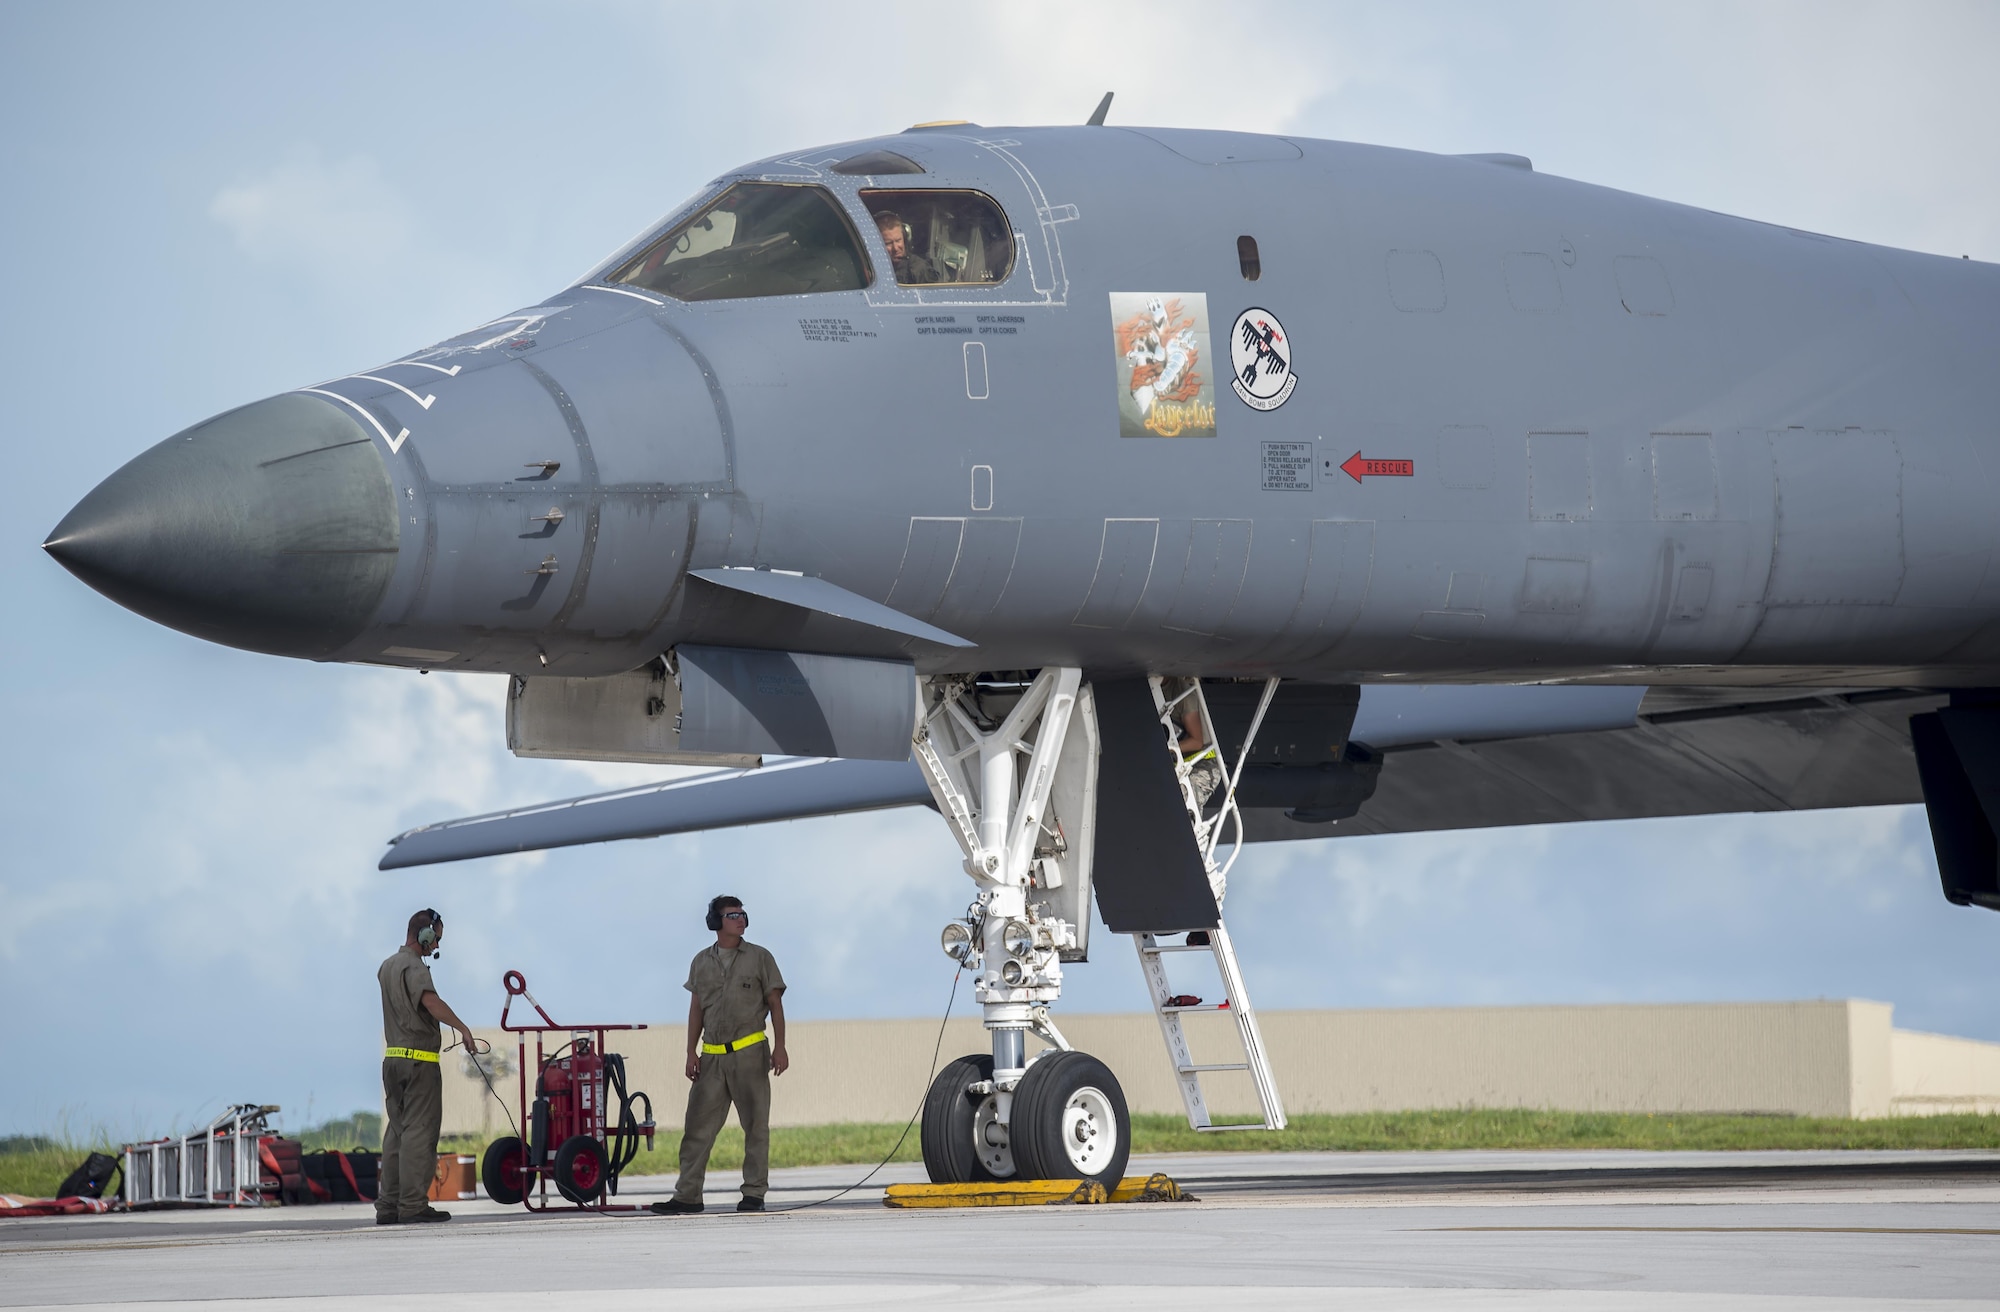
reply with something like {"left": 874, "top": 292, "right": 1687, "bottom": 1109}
{"left": 1229, "top": 307, "right": 1298, "bottom": 411}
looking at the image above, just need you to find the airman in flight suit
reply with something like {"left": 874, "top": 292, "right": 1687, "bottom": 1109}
{"left": 375, "top": 908, "right": 477, "bottom": 1225}
{"left": 651, "top": 895, "right": 788, "bottom": 1214}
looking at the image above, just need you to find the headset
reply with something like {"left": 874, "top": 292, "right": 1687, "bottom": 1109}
{"left": 416, "top": 908, "right": 444, "bottom": 959}
{"left": 705, "top": 896, "right": 745, "bottom": 933}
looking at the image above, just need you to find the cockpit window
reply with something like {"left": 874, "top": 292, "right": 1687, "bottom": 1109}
{"left": 608, "top": 182, "right": 871, "bottom": 301}
{"left": 859, "top": 189, "right": 1015, "bottom": 286}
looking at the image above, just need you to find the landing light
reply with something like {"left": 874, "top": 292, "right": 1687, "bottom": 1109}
{"left": 1002, "top": 920, "right": 1035, "bottom": 959}
{"left": 940, "top": 922, "right": 973, "bottom": 962}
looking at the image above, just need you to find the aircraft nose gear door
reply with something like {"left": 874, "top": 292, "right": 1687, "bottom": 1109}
{"left": 913, "top": 668, "right": 1132, "bottom": 1185}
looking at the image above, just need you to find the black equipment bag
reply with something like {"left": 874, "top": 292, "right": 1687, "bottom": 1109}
{"left": 55, "top": 1152, "right": 121, "bottom": 1201}
{"left": 307, "top": 1150, "right": 362, "bottom": 1202}
{"left": 345, "top": 1148, "right": 381, "bottom": 1200}
{"left": 297, "top": 1150, "right": 333, "bottom": 1202}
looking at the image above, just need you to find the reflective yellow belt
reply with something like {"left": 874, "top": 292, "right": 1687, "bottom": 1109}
{"left": 384, "top": 1046, "right": 441, "bottom": 1062}
{"left": 700, "top": 1032, "right": 768, "bottom": 1055}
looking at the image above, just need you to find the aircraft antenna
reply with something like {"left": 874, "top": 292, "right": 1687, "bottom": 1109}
{"left": 1086, "top": 92, "right": 1113, "bottom": 126}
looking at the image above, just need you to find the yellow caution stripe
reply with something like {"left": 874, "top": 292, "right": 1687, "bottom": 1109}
{"left": 383, "top": 1047, "right": 440, "bottom": 1063}
{"left": 882, "top": 1174, "right": 1191, "bottom": 1208}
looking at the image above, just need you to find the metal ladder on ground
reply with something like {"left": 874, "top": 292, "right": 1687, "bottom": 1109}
{"left": 1130, "top": 676, "right": 1287, "bottom": 1132}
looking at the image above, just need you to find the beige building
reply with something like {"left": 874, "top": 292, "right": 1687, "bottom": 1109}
{"left": 440, "top": 999, "right": 2000, "bottom": 1136}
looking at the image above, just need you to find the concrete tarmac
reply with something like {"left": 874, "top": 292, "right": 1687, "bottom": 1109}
{"left": 3, "top": 1150, "right": 1997, "bottom": 1310}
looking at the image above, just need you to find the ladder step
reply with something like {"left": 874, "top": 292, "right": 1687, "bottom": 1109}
{"left": 1176, "top": 1063, "right": 1249, "bottom": 1074}
{"left": 1196, "top": 1122, "right": 1280, "bottom": 1133}
{"left": 1139, "top": 943, "right": 1218, "bottom": 954}
{"left": 1162, "top": 1003, "right": 1229, "bottom": 1013}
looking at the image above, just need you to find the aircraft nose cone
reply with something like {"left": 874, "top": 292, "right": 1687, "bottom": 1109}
{"left": 44, "top": 393, "right": 400, "bottom": 659}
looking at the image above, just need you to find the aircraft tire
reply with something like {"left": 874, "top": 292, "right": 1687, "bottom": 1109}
{"left": 1009, "top": 1050, "right": 1130, "bottom": 1185}
{"left": 481, "top": 1135, "right": 527, "bottom": 1205}
{"left": 920, "top": 1054, "right": 1006, "bottom": 1183}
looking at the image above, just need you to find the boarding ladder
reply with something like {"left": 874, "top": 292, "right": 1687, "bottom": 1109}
{"left": 1131, "top": 677, "right": 1287, "bottom": 1132}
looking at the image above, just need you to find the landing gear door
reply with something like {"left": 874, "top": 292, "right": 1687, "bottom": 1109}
{"left": 1038, "top": 683, "right": 1098, "bottom": 961}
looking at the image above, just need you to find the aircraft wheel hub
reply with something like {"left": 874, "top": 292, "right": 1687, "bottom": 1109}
{"left": 1058, "top": 1088, "right": 1116, "bottom": 1175}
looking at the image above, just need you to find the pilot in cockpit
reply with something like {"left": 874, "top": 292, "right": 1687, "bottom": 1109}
{"left": 873, "top": 209, "right": 939, "bottom": 285}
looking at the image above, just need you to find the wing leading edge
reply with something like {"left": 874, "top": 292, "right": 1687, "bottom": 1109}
{"left": 378, "top": 756, "right": 931, "bottom": 869}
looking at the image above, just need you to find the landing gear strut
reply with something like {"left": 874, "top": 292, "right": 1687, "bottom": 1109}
{"left": 913, "top": 668, "right": 1132, "bottom": 1183}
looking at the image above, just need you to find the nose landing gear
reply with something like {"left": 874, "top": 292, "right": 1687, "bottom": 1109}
{"left": 913, "top": 668, "right": 1133, "bottom": 1183}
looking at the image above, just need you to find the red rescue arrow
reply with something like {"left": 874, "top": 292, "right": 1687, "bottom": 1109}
{"left": 1339, "top": 452, "right": 1415, "bottom": 483}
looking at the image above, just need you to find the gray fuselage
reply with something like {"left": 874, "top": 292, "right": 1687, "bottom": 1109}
{"left": 47, "top": 125, "right": 2000, "bottom": 687}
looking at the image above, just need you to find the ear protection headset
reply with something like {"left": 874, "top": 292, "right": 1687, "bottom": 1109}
{"left": 416, "top": 909, "right": 443, "bottom": 959}
{"left": 706, "top": 897, "right": 745, "bottom": 933}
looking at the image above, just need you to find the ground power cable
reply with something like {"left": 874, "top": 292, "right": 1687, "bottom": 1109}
{"left": 755, "top": 963, "right": 964, "bottom": 1215}
{"left": 449, "top": 1036, "right": 526, "bottom": 1164}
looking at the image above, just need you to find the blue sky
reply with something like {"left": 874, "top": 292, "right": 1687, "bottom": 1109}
{"left": 4, "top": 1, "right": 1998, "bottom": 1138}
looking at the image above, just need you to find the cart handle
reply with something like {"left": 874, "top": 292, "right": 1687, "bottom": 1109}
{"left": 500, "top": 969, "right": 559, "bottom": 1031}
{"left": 498, "top": 968, "right": 650, "bottom": 1033}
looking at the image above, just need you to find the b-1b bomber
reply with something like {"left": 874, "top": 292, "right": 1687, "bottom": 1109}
{"left": 45, "top": 107, "right": 2000, "bottom": 1186}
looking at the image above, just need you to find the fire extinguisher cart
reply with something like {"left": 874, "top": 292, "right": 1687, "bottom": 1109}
{"left": 481, "top": 970, "right": 656, "bottom": 1213}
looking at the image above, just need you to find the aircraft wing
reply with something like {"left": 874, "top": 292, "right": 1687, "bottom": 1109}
{"left": 1247, "top": 686, "right": 1944, "bottom": 842}
{"left": 378, "top": 756, "right": 931, "bottom": 869}
{"left": 379, "top": 685, "right": 1942, "bottom": 869}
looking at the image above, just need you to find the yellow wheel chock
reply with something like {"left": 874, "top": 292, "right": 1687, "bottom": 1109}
{"left": 882, "top": 1173, "right": 1190, "bottom": 1208}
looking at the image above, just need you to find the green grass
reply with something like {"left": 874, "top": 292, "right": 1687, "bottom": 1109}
{"left": 297, "top": 1112, "right": 381, "bottom": 1153}
{"left": 0, "top": 1143, "right": 115, "bottom": 1200}
{"left": 13, "top": 1110, "right": 1998, "bottom": 1197}
{"left": 1124, "top": 1109, "right": 2000, "bottom": 1154}
{"left": 434, "top": 1108, "right": 2000, "bottom": 1175}
{"left": 442, "top": 1120, "right": 925, "bottom": 1174}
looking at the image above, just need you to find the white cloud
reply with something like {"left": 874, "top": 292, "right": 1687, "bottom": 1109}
{"left": 880, "top": 1, "right": 1339, "bottom": 135}
{"left": 622, "top": 0, "right": 1340, "bottom": 151}
{"left": 209, "top": 150, "right": 414, "bottom": 274}
{"left": 204, "top": 147, "right": 526, "bottom": 347}
{"left": 0, "top": 667, "right": 651, "bottom": 971}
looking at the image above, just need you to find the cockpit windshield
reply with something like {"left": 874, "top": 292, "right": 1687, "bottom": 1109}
{"left": 608, "top": 182, "right": 872, "bottom": 301}
{"left": 859, "top": 190, "right": 1015, "bottom": 286}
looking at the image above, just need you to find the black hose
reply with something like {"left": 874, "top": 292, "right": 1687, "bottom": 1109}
{"left": 601, "top": 1052, "right": 653, "bottom": 1194}
{"left": 450, "top": 1037, "right": 526, "bottom": 1155}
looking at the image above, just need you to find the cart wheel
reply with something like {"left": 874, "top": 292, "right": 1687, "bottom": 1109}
{"left": 552, "top": 1134, "right": 607, "bottom": 1204}
{"left": 481, "top": 1136, "right": 526, "bottom": 1206}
